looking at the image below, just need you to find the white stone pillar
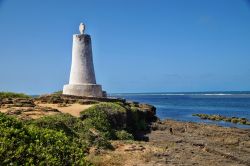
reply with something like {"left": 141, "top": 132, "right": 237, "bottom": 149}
{"left": 63, "top": 23, "right": 103, "bottom": 97}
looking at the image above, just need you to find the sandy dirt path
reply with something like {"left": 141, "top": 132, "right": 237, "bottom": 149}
{"left": 38, "top": 103, "right": 92, "bottom": 117}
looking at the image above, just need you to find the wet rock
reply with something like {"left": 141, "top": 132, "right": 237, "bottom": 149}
{"left": 193, "top": 114, "right": 250, "bottom": 125}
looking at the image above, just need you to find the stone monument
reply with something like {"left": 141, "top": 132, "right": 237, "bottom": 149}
{"left": 63, "top": 23, "right": 103, "bottom": 97}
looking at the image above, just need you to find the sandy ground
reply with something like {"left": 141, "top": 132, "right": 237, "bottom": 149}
{"left": 0, "top": 103, "right": 92, "bottom": 119}
{"left": 37, "top": 103, "right": 92, "bottom": 117}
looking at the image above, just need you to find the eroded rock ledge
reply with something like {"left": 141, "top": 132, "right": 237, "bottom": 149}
{"left": 0, "top": 94, "right": 157, "bottom": 122}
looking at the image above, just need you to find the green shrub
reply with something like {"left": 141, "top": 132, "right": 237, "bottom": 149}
{"left": 81, "top": 102, "right": 127, "bottom": 131}
{"left": 27, "top": 113, "right": 83, "bottom": 137}
{"left": 80, "top": 102, "right": 135, "bottom": 147}
{"left": 53, "top": 90, "right": 63, "bottom": 95}
{"left": 0, "top": 113, "right": 90, "bottom": 165}
{"left": 0, "top": 92, "right": 30, "bottom": 99}
{"left": 82, "top": 128, "right": 113, "bottom": 149}
{"left": 129, "top": 107, "right": 147, "bottom": 131}
{"left": 29, "top": 113, "right": 112, "bottom": 149}
{"left": 115, "top": 130, "right": 134, "bottom": 140}
{"left": 82, "top": 109, "right": 114, "bottom": 139}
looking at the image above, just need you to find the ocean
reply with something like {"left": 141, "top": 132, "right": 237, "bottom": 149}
{"left": 111, "top": 92, "right": 250, "bottom": 129}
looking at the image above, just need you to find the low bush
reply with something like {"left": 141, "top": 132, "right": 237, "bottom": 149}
{"left": 80, "top": 102, "right": 138, "bottom": 146}
{"left": 28, "top": 113, "right": 111, "bottom": 149}
{"left": 0, "top": 92, "right": 30, "bottom": 99}
{"left": 80, "top": 102, "right": 127, "bottom": 131}
{"left": 0, "top": 113, "right": 90, "bottom": 165}
{"left": 53, "top": 90, "right": 63, "bottom": 95}
{"left": 27, "top": 113, "right": 83, "bottom": 137}
{"left": 128, "top": 107, "right": 148, "bottom": 131}
{"left": 115, "top": 130, "right": 134, "bottom": 140}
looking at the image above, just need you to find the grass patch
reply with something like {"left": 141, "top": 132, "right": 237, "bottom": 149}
{"left": 0, "top": 92, "right": 30, "bottom": 99}
{"left": 115, "top": 130, "right": 134, "bottom": 140}
{"left": 53, "top": 90, "right": 63, "bottom": 95}
{"left": 26, "top": 113, "right": 83, "bottom": 137}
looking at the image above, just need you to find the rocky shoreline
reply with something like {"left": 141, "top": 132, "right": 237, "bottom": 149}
{"left": 88, "top": 120, "right": 250, "bottom": 166}
{"left": 0, "top": 94, "right": 157, "bottom": 122}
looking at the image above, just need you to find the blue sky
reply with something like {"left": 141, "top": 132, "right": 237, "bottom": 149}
{"left": 0, "top": 0, "right": 250, "bottom": 94}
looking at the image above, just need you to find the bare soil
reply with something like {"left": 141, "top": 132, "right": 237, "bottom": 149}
{"left": 37, "top": 103, "right": 92, "bottom": 117}
{"left": 0, "top": 102, "right": 92, "bottom": 119}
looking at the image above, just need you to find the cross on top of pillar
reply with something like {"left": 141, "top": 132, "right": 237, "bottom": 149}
{"left": 79, "top": 23, "right": 85, "bottom": 35}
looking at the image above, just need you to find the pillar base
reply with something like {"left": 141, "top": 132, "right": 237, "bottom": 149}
{"left": 63, "top": 84, "right": 103, "bottom": 97}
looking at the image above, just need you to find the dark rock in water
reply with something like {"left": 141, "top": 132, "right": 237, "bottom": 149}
{"left": 193, "top": 113, "right": 250, "bottom": 125}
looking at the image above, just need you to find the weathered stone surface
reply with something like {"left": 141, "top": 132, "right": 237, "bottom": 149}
{"left": 77, "top": 99, "right": 99, "bottom": 105}
{"left": 0, "top": 98, "right": 35, "bottom": 107}
{"left": 4, "top": 106, "right": 60, "bottom": 120}
{"left": 137, "top": 103, "right": 157, "bottom": 122}
{"left": 2, "top": 98, "right": 13, "bottom": 104}
{"left": 35, "top": 94, "right": 126, "bottom": 104}
{"left": 13, "top": 98, "right": 35, "bottom": 107}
